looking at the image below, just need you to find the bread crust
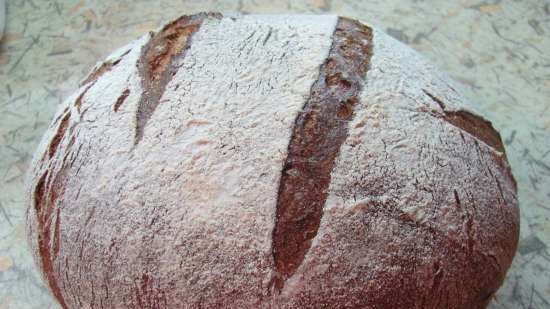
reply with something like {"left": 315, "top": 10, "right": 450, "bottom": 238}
{"left": 26, "top": 13, "right": 518, "bottom": 309}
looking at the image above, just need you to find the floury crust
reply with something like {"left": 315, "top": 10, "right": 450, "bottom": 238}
{"left": 26, "top": 13, "right": 518, "bottom": 309}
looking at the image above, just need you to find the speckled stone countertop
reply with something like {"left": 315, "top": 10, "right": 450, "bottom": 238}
{"left": 0, "top": 1, "right": 548, "bottom": 308}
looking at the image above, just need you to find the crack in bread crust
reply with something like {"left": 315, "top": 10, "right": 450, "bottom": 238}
{"left": 80, "top": 49, "right": 130, "bottom": 86}
{"left": 134, "top": 13, "right": 221, "bottom": 145}
{"left": 47, "top": 112, "right": 71, "bottom": 159}
{"left": 114, "top": 89, "right": 130, "bottom": 112}
{"left": 271, "top": 17, "right": 373, "bottom": 291}
{"left": 422, "top": 89, "right": 506, "bottom": 155}
{"left": 34, "top": 169, "right": 70, "bottom": 309}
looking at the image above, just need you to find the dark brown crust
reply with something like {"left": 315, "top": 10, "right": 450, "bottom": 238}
{"left": 114, "top": 89, "right": 130, "bottom": 112}
{"left": 48, "top": 112, "right": 71, "bottom": 159}
{"left": 74, "top": 84, "right": 94, "bottom": 112}
{"left": 422, "top": 89, "right": 506, "bottom": 154}
{"left": 34, "top": 170, "right": 69, "bottom": 309}
{"left": 271, "top": 17, "right": 373, "bottom": 290}
{"left": 134, "top": 13, "right": 221, "bottom": 145}
{"left": 80, "top": 49, "right": 130, "bottom": 86}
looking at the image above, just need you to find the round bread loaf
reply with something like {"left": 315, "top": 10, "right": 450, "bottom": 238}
{"left": 26, "top": 13, "right": 519, "bottom": 309}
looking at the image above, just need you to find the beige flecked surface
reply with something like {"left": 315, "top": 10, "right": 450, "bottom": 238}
{"left": 0, "top": 1, "right": 548, "bottom": 308}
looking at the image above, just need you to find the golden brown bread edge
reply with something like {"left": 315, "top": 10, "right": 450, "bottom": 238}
{"left": 26, "top": 12, "right": 519, "bottom": 309}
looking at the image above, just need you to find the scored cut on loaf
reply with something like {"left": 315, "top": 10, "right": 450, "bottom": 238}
{"left": 26, "top": 12, "right": 519, "bottom": 309}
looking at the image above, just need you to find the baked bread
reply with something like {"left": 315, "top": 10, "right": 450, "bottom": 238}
{"left": 26, "top": 13, "right": 519, "bottom": 309}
